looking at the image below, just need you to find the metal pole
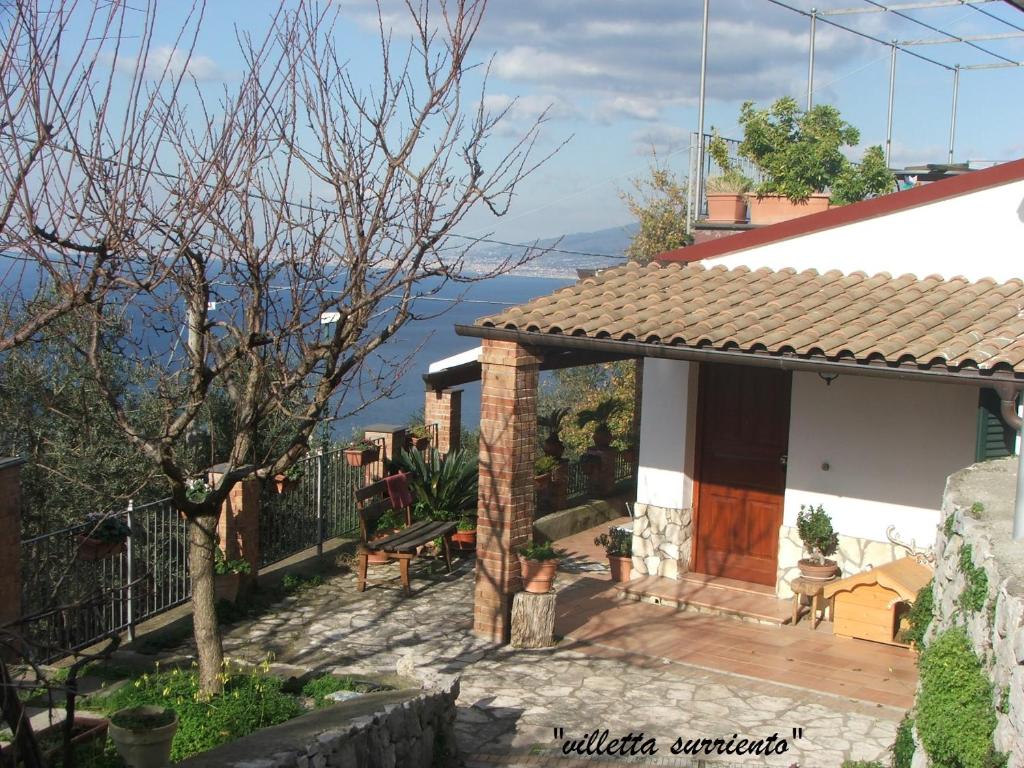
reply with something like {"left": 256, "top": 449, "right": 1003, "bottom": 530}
{"left": 126, "top": 500, "right": 135, "bottom": 642}
{"left": 695, "top": 0, "right": 710, "bottom": 223}
{"left": 807, "top": 9, "right": 817, "bottom": 110}
{"left": 315, "top": 447, "right": 324, "bottom": 558}
{"left": 686, "top": 132, "right": 697, "bottom": 235}
{"left": 885, "top": 41, "right": 897, "bottom": 166}
{"left": 947, "top": 65, "right": 960, "bottom": 164}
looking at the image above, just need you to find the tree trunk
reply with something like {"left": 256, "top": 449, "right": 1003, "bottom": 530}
{"left": 188, "top": 510, "right": 224, "bottom": 696}
{"left": 510, "top": 591, "right": 556, "bottom": 649}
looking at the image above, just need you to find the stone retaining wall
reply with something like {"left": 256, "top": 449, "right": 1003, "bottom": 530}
{"left": 178, "top": 666, "right": 459, "bottom": 768}
{"left": 915, "top": 457, "right": 1024, "bottom": 767}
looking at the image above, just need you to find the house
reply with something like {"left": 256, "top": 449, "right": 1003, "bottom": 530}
{"left": 444, "top": 157, "right": 1024, "bottom": 642}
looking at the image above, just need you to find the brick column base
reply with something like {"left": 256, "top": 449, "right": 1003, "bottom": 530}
{"left": 0, "top": 458, "right": 26, "bottom": 647}
{"left": 474, "top": 341, "right": 540, "bottom": 643}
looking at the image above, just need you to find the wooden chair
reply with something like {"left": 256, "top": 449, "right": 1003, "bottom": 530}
{"left": 354, "top": 475, "right": 457, "bottom": 595}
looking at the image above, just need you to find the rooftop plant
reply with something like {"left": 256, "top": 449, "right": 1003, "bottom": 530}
{"left": 706, "top": 133, "right": 753, "bottom": 195}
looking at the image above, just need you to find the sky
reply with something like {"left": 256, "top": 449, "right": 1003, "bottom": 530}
{"left": 74, "top": 0, "right": 1024, "bottom": 243}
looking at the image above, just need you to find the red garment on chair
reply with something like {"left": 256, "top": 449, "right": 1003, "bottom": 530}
{"left": 384, "top": 471, "right": 413, "bottom": 511}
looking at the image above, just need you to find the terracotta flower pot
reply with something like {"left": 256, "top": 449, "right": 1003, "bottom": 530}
{"left": 748, "top": 194, "right": 830, "bottom": 225}
{"left": 272, "top": 474, "right": 295, "bottom": 494}
{"left": 519, "top": 555, "right": 558, "bottom": 594}
{"left": 797, "top": 558, "right": 839, "bottom": 580}
{"left": 108, "top": 706, "right": 178, "bottom": 768}
{"left": 608, "top": 554, "right": 632, "bottom": 583}
{"left": 344, "top": 446, "right": 380, "bottom": 467}
{"left": 367, "top": 529, "right": 400, "bottom": 564}
{"left": 534, "top": 473, "right": 551, "bottom": 491}
{"left": 451, "top": 529, "right": 477, "bottom": 550}
{"left": 705, "top": 193, "right": 748, "bottom": 223}
{"left": 592, "top": 424, "right": 613, "bottom": 449}
{"left": 76, "top": 535, "right": 125, "bottom": 562}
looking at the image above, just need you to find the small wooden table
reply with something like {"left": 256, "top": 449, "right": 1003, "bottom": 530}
{"left": 791, "top": 575, "right": 839, "bottom": 629}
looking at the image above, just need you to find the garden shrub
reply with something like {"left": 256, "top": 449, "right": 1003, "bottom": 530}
{"left": 97, "top": 665, "right": 301, "bottom": 761}
{"left": 892, "top": 714, "right": 915, "bottom": 768}
{"left": 904, "top": 580, "right": 934, "bottom": 648}
{"left": 917, "top": 627, "right": 1004, "bottom": 768}
{"left": 300, "top": 674, "right": 392, "bottom": 707}
{"left": 958, "top": 544, "right": 989, "bottom": 613}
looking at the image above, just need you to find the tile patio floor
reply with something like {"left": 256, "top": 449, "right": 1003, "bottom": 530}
{"left": 554, "top": 517, "right": 918, "bottom": 710}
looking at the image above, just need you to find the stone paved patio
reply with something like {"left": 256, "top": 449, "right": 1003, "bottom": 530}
{"left": 169, "top": 556, "right": 904, "bottom": 767}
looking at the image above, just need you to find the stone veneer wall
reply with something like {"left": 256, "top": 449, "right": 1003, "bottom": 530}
{"left": 632, "top": 502, "right": 692, "bottom": 579}
{"left": 775, "top": 524, "right": 903, "bottom": 599}
{"left": 910, "top": 457, "right": 1024, "bottom": 767}
{"left": 179, "top": 666, "right": 460, "bottom": 768}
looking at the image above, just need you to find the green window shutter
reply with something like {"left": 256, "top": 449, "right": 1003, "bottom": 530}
{"left": 976, "top": 388, "right": 1017, "bottom": 462}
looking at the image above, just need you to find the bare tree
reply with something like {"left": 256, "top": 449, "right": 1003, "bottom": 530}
{"left": 14, "top": 0, "right": 555, "bottom": 695}
{"left": 0, "top": 0, "right": 216, "bottom": 351}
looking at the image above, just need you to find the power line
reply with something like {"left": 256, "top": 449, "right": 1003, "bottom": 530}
{"left": 966, "top": 1, "right": 1024, "bottom": 34}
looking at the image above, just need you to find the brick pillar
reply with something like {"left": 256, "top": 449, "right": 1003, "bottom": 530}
{"left": 363, "top": 424, "right": 407, "bottom": 479}
{"left": 0, "top": 458, "right": 26, "bottom": 642}
{"left": 474, "top": 340, "right": 540, "bottom": 643}
{"left": 424, "top": 387, "right": 463, "bottom": 455}
{"left": 209, "top": 466, "right": 261, "bottom": 575}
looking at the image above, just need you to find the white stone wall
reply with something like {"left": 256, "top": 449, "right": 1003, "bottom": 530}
{"left": 632, "top": 502, "right": 692, "bottom": 580}
{"left": 915, "top": 460, "right": 1024, "bottom": 768}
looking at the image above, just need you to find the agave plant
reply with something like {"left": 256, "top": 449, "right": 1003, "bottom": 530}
{"left": 399, "top": 448, "right": 478, "bottom": 522}
{"left": 538, "top": 407, "right": 570, "bottom": 439}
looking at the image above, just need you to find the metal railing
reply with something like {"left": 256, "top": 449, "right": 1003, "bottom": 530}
{"left": 19, "top": 497, "right": 189, "bottom": 662}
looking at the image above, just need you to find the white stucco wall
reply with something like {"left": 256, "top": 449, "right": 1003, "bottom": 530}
{"left": 636, "top": 359, "right": 698, "bottom": 511}
{"left": 703, "top": 178, "right": 1024, "bottom": 281}
{"left": 783, "top": 372, "right": 978, "bottom": 547}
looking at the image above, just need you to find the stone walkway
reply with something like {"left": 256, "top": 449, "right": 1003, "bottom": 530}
{"left": 170, "top": 557, "right": 903, "bottom": 767}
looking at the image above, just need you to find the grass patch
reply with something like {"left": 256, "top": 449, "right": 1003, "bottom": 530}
{"left": 92, "top": 665, "right": 301, "bottom": 762}
{"left": 282, "top": 572, "right": 325, "bottom": 595}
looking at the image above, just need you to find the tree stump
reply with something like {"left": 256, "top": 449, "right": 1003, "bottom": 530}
{"left": 510, "top": 591, "right": 556, "bottom": 649}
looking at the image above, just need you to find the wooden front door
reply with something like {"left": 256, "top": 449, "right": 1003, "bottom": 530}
{"left": 694, "top": 364, "right": 791, "bottom": 586}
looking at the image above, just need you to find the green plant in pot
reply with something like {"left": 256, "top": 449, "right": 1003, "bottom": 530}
{"left": 534, "top": 454, "right": 558, "bottom": 487}
{"left": 344, "top": 439, "right": 381, "bottom": 467}
{"left": 796, "top": 503, "right": 840, "bottom": 579}
{"left": 595, "top": 526, "right": 633, "bottom": 583}
{"left": 214, "top": 549, "right": 253, "bottom": 603}
{"left": 77, "top": 512, "right": 131, "bottom": 561}
{"left": 518, "top": 540, "right": 562, "bottom": 594}
{"left": 401, "top": 447, "right": 478, "bottom": 521}
{"left": 451, "top": 515, "right": 478, "bottom": 551}
{"left": 704, "top": 133, "right": 753, "bottom": 223}
{"left": 406, "top": 423, "right": 432, "bottom": 450}
{"left": 273, "top": 461, "right": 305, "bottom": 493}
{"left": 576, "top": 396, "right": 624, "bottom": 449}
{"left": 108, "top": 705, "right": 178, "bottom": 768}
{"left": 538, "top": 407, "right": 570, "bottom": 459}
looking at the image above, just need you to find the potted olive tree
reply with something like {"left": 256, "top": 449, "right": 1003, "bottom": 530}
{"left": 108, "top": 705, "right": 178, "bottom": 768}
{"left": 796, "top": 503, "right": 840, "bottom": 579}
{"left": 77, "top": 513, "right": 130, "bottom": 561}
{"left": 518, "top": 540, "right": 562, "bottom": 594}
{"left": 595, "top": 527, "right": 633, "bottom": 583}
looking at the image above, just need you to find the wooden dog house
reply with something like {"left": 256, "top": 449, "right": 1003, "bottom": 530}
{"left": 823, "top": 557, "right": 932, "bottom": 646}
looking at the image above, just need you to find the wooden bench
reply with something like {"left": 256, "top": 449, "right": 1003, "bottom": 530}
{"left": 354, "top": 476, "right": 457, "bottom": 595}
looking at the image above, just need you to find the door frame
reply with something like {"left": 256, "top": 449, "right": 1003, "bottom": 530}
{"left": 688, "top": 362, "right": 792, "bottom": 583}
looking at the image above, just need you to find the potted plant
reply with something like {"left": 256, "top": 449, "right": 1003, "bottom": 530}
{"left": 595, "top": 526, "right": 633, "bottom": 583}
{"left": 451, "top": 515, "right": 477, "bottom": 551}
{"left": 185, "top": 477, "right": 211, "bottom": 503}
{"left": 108, "top": 705, "right": 177, "bottom": 768}
{"left": 214, "top": 549, "right": 253, "bottom": 603}
{"left": 406, "top": 424, "right": 431, "bottom": 451}
{"left": 272, "top": 462, "right": 305, "bottom": 493}
{"left": 534, "top": 454, "right": 558, "bottom": 491}
{"left": 796, "top": 503, "right": 840, "bottom": 579}
{"left": 704, "top": 133, "right": 753, "bottom": 223}
{"left": 575, "top": 396, "right": 624, "bottom": 449}
{"left": 77, "top": 513, "right": 130, "bottom": 561}
{"left": 344, "top": 439, "right": 381, "bottom": 468}
{"left": 538, "top": 407, "right": 570, "bottom": 459}
{"left": 737, "top": 96, "right": 859, "bottom": 224}
{"left": 518, "top": 540, "right": 561, "bottom": 594}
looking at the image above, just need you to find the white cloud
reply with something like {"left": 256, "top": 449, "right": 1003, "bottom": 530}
{"left": 630, "top": 124, "right": 690, "bottom": 156}
{"left": 594, "top": 96, "right": 663, "bottom": 124}
{"left": 115, "top": 46, "right": 226, "bottom": 82}
{"left": 483, "top": 92, "right": 578, "bottom": 123}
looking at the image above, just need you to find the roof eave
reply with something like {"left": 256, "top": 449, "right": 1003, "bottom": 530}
{"left": 456, "top": 324, "right": 1021, "bottom": 389}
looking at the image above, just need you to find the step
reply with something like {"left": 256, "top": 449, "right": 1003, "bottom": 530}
{"left": 615, "top": 574, "right": 793, "bottom": 625}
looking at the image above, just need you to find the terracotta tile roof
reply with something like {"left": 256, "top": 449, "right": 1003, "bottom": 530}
{"left": 476, "top": 262, "right": 1024, "bottom": 373}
